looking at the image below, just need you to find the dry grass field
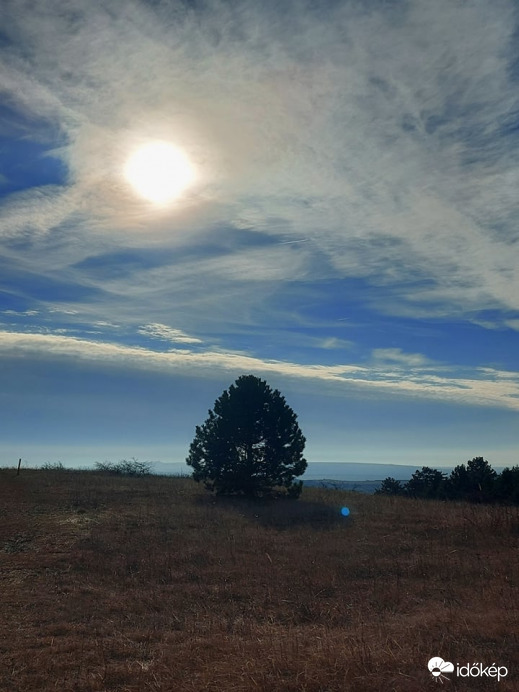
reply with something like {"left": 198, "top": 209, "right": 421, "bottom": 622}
{"left": 1, "top": 468, "right": 518, "bottom": 691}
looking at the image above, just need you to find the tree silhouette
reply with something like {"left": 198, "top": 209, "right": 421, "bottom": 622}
{"left": 465, "top": 456, "right": 497, "bottom": 503}
{"left": 186, "top": 375, "right": 307, "bottom": 497}
{"left": 406, "top": 466, "right": 447, "bottom": 499}
{"left": 375, "top": 477, "right": 405, "bottom": 495}
{"left": 376, "top": 457, "right": 518, "bottom": 506}
{"left": 446, "top": 463, "right": 471, "bottom": 500}
{"left": 496, "top": 466, "right": 519, "bottom": 504}
{"left": 447, "top": 457, "right": 497, "bottom": 502}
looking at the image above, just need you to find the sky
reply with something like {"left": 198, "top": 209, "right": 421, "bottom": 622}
{"left": 0, "top": 0, "right": 518, "bottom": 473}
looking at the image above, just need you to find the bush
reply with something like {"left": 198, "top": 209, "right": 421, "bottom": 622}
{"left": 94, "top": 458, "right": 152, "bottom": 476}
{"left": 40, "top": 461, "right": 66, "bottom": 471}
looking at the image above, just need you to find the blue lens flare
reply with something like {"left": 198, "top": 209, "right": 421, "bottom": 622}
{"left": 341, "top": 507, "right": 350, "bottom": 517}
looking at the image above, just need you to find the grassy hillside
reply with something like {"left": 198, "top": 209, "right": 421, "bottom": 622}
{"left": 1, "top": 468, "right": 518, "bottom": 691}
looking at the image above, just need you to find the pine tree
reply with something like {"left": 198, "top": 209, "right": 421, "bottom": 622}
{"left": 406, "top": 466, "right": 447, "bottom": 499}
{"left": 186, "top": 375, "right": 307, "bottom": 497}
{"left": 447, "top": 457, "right": 497, "bottom": 503}
{"left": 496, "top": 466, "right": 519, "bottom": 504}
{"left": 375, "top": 477, "right": 405, "bottom": 496}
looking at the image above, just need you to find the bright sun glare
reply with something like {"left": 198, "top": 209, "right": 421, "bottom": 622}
{"left": 124, "top": 141, "right": 195, "bottom": 204}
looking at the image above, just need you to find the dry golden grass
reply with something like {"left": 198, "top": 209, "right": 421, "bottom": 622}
{"left": 1, "top": 468, "right": 518, "bottom": 691}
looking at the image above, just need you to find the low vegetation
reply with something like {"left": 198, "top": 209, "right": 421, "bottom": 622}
{"left": 1, "top": 467, "right": 518, "bottom": 690}
{"left": 94, "top": 458, "right": 153, "bottom": 476}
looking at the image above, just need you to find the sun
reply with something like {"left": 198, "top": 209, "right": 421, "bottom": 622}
{"left": 124, "top": 141, "right": 195, "bottom": 204}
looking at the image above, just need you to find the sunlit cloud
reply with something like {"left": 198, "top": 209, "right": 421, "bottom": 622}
{"left": 1, "top": 330, "right": 517, "bottom": 411}
{"left": 319, "top": 337, "right": 355, "bottom": 351}
{"left": 1, "top": 0, "right": 518, "bottom": 466}
{"left": 0, "top": 0, "right": 517, "bottom": 318}
{"left": 372, "top": 348, "right": 432, "bottom": 368}
{"left": 138, "top": 323, "right": 202, "bottom": 345}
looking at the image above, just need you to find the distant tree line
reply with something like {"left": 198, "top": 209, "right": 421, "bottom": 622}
{"left": 376, "top": 457, "right": 519, "bottom": 505}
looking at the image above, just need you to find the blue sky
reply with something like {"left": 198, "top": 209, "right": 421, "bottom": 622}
{"left": 0, "top": 0, "right": 518, "bottom": 471}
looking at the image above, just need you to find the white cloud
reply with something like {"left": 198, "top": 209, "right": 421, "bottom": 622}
{"left": 0, "top": 186, "right": 77, "bottom": 240}
{"left": 319, "top": 337, "right": 355, "bottom": 350}
{"left": 2, "top": 309, "right": 39, "bottom": 317}
{"left": 138, "top": 323, "right": 202, "bottom": 344}
{"left": 48, "top": 308, "right": 80, "bottom": 315}
{"left": 93, "top": 321, "right": 119, "bottom": 328}
{"left": 0, "top": 329, "right": 518, "bottom": 411}
{"left": 372, "top": 348, "right": 432, "bottom": 368}
{"left": 1, "top": 0, "right": 519, "bottom": 326}
{"left": 504, "top": 319, "right": 519, "bottom": 332}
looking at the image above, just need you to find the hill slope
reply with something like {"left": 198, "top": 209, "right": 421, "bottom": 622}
{"left": 1, "top": 468, "right": 517, "bottom": 691}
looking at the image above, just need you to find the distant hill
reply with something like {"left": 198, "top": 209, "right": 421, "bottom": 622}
{"left": 149, "top": 460, "right": 458, "bottom": 494}
{"left": 2, "top": 460, "right": 504, "bottom": 498}
{"left": 300, "top": 462, "right": 454, "bottom": 481}
{"left": 303, "top": 479, "right": 383, "bottom": 494}
{"left": 148, "top": 460, "right": 456, "bottom": 481}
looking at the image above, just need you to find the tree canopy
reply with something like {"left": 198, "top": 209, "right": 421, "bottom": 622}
{"left": 374, "top": 477, "right": 405, "bottom": 496}
{"left": 376, "top": 457, "right": 518, "bottom": 505}
{"left": 406, "top": 466, "right": 447, "bottom": 499}
{"left": 186, "top": 375, "right": 307, "bottom": 497}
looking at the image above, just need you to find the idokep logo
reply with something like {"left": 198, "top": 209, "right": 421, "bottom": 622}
{"left": 428, "top": 657, "right": 509, "bottom": 683}
{"left": 456, "top": 662, "right": 508, "bottom": 681}
{"left": 428, "top": 657, "right": 454, "bottom": 683}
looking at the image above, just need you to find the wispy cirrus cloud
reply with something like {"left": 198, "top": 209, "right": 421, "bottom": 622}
{"left": 2, "top": 309, "right": 39, "bottom": 317}
{"left": 1, "top": 0, "right": 518, "bottom": 326}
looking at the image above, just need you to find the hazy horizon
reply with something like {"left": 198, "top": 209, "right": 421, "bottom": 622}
{"left": 2, "top": 456, "right": 506, "bottom": 484}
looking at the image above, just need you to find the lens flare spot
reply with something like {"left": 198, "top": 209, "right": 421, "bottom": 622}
{"left": 341, "top": 507, "right": 350, "bottom": 517}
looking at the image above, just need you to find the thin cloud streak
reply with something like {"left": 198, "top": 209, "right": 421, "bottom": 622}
{"left": 1, "top": 330, "right": 518, "bottom": 411}
{"left": 372, "top": 348, "right": 432, "bottom": 367}
{"left": 137, "top": 323, "right": 202, "bottom": 344}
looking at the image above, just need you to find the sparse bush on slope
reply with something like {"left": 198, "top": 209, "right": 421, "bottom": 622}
{"left": 94, "top": 458, "right": 152, "bottom": 476}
